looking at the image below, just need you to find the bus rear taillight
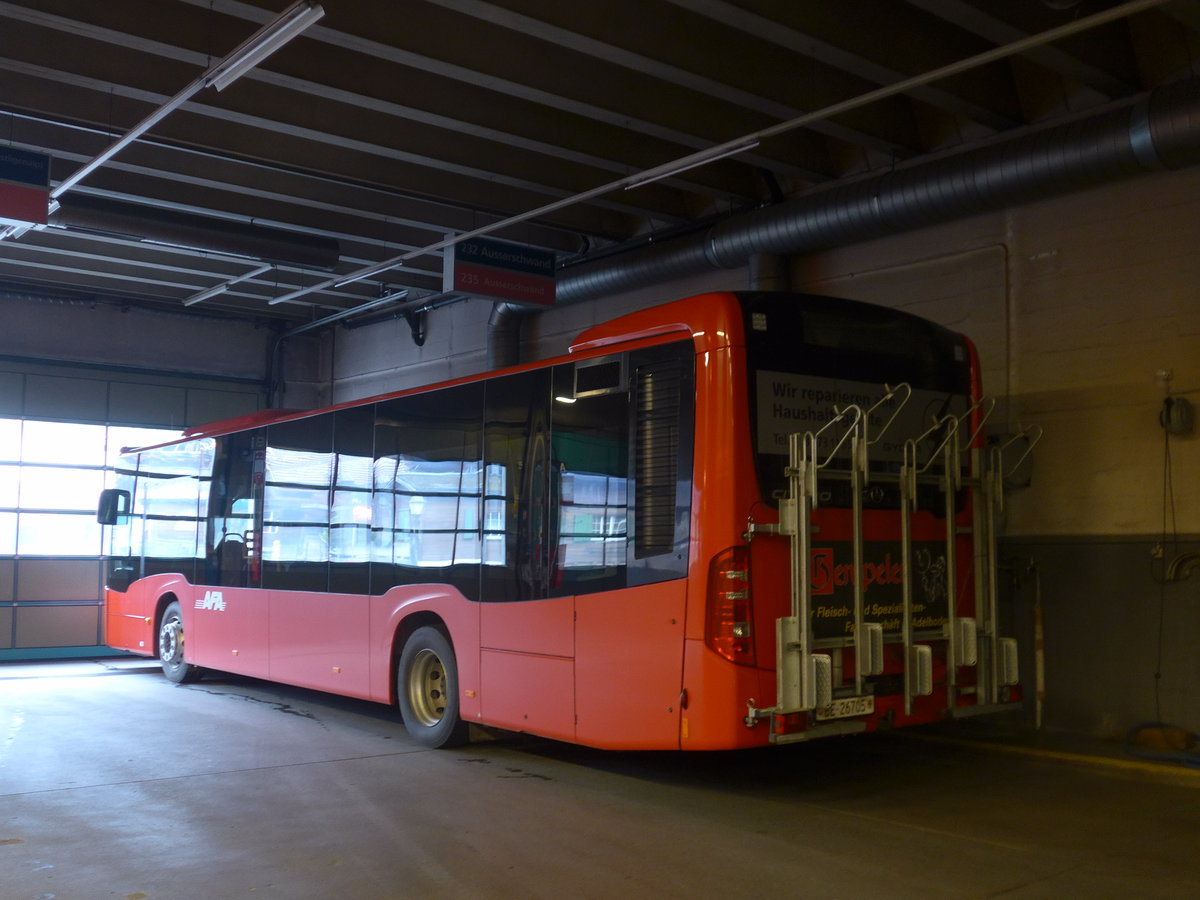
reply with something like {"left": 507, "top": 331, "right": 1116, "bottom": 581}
{"left": 706, "top": 546, "right": 755, "bottom": 666}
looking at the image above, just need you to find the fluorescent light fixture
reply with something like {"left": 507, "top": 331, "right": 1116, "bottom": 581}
{"left": 204, "top": 0, "right": 325, "bottom": 92}
{"left": 183, "top": 263, "right": 274, "bottom": 307}
{"left": 0, "top": 223, "right": 33, "bottom": 241}
{"left": 51, "top": 3, "right": 324, "bottom": 200}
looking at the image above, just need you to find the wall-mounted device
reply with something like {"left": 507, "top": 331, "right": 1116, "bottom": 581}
{"left": 1160, "top": 396, "right": 1195, "bottom": 435}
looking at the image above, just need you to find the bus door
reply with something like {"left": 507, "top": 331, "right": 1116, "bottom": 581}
{"left": 479, "top": 368, "right": 577, "bottom": 742}
{"left": 193, "top": 428, "right": 268, "bottom": 675}
{"left": 567, "top": 349, "right": 693, "bottom": 750}
{"left": 478, "top": 347, "right": 693, "bottom": 746}
{"left": 263, "top": 409, "right": 373, "bottom": 697}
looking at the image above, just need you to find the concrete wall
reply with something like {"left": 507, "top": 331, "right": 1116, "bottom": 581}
{"left": 326, "top": 269, "right": 747, "bottom": 404}
{"left": 1, "top": 292, "right": 270, "bottom": 382}
{"left": 329, "top": 165, "right": 1200, "bottom": 740}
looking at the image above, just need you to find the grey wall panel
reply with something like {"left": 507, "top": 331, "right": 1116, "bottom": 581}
{"left": 109, "top": 382, "right": 188, "bottom": 427}
{"left": 185, "top": 387, "right": 261, "bottom": 427}
{"left": 24, "top": 375, "right": 108, "bottom": 422}
{"left": 0, "top": 373, "right": 22, "bottom": 416}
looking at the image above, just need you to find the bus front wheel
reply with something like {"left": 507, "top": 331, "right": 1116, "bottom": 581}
{"left": 159, "top": 601, "right": 203, "bottom": 684}
{"left": 397, "top": 626, "right": 468, "bottom": 748}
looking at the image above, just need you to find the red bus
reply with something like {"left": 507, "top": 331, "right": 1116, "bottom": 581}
{"left": 97, "top": 291, "right": 1024, "bottom": 750}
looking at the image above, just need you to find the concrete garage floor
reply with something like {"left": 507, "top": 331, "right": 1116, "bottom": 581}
{"left": 2, "top": 660, "right": 1198, "bottom": 899}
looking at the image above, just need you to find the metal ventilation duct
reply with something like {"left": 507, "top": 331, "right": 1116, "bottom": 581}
{"left": 51, "top": 195, "right": 341, "bottom": 270}
{"left": 556, "top": 77, "right": 1200, "bottom": 304}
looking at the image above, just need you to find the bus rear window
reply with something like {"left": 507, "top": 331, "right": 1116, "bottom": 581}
{"left": 739, "top": 293, "right": 972, "bottom": 507}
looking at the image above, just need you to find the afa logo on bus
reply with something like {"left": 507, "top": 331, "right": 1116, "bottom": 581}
{"left": 195, "top": 590, "right": 227, "bottom": 612}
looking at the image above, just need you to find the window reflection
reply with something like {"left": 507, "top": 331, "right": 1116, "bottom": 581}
{"left": 261, "top": 417, "right": 331, "bottom": 590}
{"left": 263, "top": 445, "right": 332, "bottom": 562}
{"left": 549, "top": 366, "right": 629, "bottom": 595}
{"left": 133, "top": 438, "right": 210, "bottom": 570}
{"left": 92, "top": 341, "right": 693, "bottom": 597}
{"left": 329, "top": 406, "right": 374, "bottom": 592}
{"left": 558, "top": 472, "right": 628, "bottom": 569}
{"left": 332, "top": 451, "right": 373, "bottom": 562}
{"left": 372, "top": 383, "right": 483, "bottom": 599}
{"left": 372, "top": 457, "right": 484, "bottom": 567}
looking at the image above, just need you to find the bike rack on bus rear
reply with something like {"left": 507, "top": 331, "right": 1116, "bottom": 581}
{"left": 746, "top": 385, "right": 1042, "bottom": 740}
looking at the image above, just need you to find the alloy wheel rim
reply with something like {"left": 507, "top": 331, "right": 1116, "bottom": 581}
{"left": 161, "top": 617, "right": 183, "bottom": 664}
{"left": 407, "top": 648, "right": 447, "bottom": 726}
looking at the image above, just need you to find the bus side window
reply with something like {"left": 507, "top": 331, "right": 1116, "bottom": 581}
{"left": 482, "top": 369, "right": 551, "bottom": 602}
{"left": 330, "top": 406, "right": 375, "bottom": 595}
{"left": 549, "top": 362, "right": 629, "bottom": 597}
{"left": 371, "top": 382, "right": 484, "bottom": 601}
{"left": 136, "top": 440, "right": 210, "bottom": 584}
{"left": 206, "top": 431, "right": 263, "bottom": 588}
{"left": 262, "top": 415, "right": 334, "bottom": 593}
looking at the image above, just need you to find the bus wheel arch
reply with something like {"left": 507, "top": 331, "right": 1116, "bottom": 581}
{"left": 157, "top": 597, "right": 203, "bottom": 684}
{"left": 395, "top": 618, "right": 468, "bottom": 748}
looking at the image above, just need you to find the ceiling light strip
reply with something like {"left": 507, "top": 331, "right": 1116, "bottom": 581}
{"left": 50, "top": 1, "right": 324, "bottom": 200}
{"left": 183, "top": 263, "right": 275, "bottom": 306}
{"left": 204, "top": 0, "right": 324, "bottom": 91}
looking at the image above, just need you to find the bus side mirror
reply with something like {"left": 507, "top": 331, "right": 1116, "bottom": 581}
{"left": 97, "top": 488, "right": 131, "bottom": 525}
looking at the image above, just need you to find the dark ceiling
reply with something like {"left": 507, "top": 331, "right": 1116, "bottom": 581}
{"left": 1, "top": 0, "right": 1198, "bottom": 329}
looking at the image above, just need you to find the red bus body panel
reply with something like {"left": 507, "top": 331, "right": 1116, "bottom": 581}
{"left": 479, "top": 595, "right": 575, "bottom": 740}
{"left": 575, "top": 580, "right": 688, "bottom": 750}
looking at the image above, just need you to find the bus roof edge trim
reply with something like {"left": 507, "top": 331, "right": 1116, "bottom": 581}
{"left": 182, "top": 408, "right": 305, "bottom": 439}
{"left": 569, "top": 322, "right": 692, "bottom": 354}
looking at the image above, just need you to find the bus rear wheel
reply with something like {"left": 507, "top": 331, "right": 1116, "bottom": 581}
{"left": 397, "top": 626, "right": 468, "bottom": 748}
{"left": 159, "top": 601, "right": 203, "bottom": 684}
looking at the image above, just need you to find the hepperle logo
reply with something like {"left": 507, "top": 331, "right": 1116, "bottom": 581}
{"left": 810, "top": 547, "right": 903, "bottom": 595}
{"left": 809, "top": 541, "right": 950, "bottom": 638}
{"left": 812, "top": 547, "right": 837, "bottom": 596}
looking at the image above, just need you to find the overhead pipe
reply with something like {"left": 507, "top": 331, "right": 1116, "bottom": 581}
{"left": 487, "top": 302, "right": 525, "bottom": 369}
{"left": 554, "top": 77, "right": 1200, "bottom": 305}
{"left": 747, "top": 253, "right": 791, "bottom": 292}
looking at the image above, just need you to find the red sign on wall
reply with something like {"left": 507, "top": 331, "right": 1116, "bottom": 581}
{"left": 0, "top": 147, "right": 50, "bottom": 228}
{"left": 444, "top": 236, "right": 556, "bottom": 307}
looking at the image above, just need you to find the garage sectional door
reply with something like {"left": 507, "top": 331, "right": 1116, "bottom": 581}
{"left": 0, "top": 359, "right": 263, "bottom": 660}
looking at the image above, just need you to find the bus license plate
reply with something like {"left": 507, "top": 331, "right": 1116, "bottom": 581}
{"left": 816, "top": 696, "right": 875, "bottom": 721}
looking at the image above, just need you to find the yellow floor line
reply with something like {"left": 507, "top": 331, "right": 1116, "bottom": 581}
{"left": 906, "top": 732, "right": 1200, "bottom": 783}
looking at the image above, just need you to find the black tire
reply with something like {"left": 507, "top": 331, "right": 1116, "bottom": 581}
{"left": 159, "top": 601, "right": 203, "bottom": 684}
{"left": 397, "top": 625, "right": 468, "bottom": 748}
